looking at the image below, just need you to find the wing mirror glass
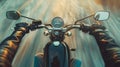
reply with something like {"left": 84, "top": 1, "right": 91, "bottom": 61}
{"left": 94, "top": 11, "right": 110, "bottom": 21}
{"left": 6, "top": 11, "right": 21, "bottom": 20}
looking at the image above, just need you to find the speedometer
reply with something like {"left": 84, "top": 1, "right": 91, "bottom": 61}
{"left": 51, "top": 17, "right": 64, "bottom": 28}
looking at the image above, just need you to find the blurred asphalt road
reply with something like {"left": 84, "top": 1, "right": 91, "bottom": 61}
{"left": 0, "top": 0, "right": 120, "bottom": 67}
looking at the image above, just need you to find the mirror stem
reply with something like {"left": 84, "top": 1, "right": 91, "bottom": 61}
{"left": 74, "top": 14, "right": 94, "bottom": 24}
{"left": 21, "top": 15, "right": 36, "bottom": 20}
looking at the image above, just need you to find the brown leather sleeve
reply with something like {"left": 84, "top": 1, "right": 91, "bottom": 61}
{"left": 93, "top": 31, "right": 120, "bottom": 67}
{"left": 0, "top": 23, "right": 29, "bottom": 67}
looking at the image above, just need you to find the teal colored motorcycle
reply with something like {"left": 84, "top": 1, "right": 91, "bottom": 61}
{"left": 0, "top": 10, "right": 109, "bottom": 67}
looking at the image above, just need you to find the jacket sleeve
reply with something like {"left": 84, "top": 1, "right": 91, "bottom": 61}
{"left": 0, "top": 23, "right": 29, "bottom": 67}
{"left": 93, "top": 30, "right": 120, "bottom": 67}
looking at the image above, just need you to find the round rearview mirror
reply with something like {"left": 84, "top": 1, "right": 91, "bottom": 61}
{"left": 94, "top": 11, "right": 110, "bottom": 21}
{"left": 6, "top": 11, "right": 21, "bottom": 20}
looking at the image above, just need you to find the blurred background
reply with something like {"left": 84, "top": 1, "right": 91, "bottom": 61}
{"left": 0, "top": 0, "right": 120, "bottom": 67}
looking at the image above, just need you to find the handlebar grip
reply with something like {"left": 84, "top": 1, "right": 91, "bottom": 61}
{"left": 80, "top": 24, "right": 90, "bottom": 33}
{"left": 29, "top": 20, "right": 42, "bottom": 31}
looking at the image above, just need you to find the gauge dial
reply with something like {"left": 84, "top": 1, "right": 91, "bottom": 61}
{"left": 51, "top": 17, "right": 64, "bottom": 28}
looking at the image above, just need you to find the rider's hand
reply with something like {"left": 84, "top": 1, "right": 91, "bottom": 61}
{"left": 89, "top": 24, "right": 106, "bottom": 35}
{"left": 32, "top": 20, "right": 42, "bottom": 25}
{"left": 30, "top": 20, "right": 42, "bottom": 30}
{"left": 14, "top": 23, "right": 29, "bottom": 33}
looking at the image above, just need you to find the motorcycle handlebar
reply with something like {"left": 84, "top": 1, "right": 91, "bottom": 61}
{"left": 29, "top": 22, "right": 91, "bottom": 33}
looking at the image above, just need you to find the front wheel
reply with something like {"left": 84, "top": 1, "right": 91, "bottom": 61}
{"left": 70, "top": 59, "right": 81, "bottom": 67}
{"left": 34, "top": 53, "right": 81, "bottom": 67}
{"left": 34, "top": 53, "right": 43, "bottom": 67}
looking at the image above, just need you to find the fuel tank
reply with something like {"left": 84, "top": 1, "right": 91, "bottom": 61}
{"left": 44, "top": 41, "right": 70, "bottom": 67}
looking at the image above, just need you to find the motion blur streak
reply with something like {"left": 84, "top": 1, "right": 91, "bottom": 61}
{"left": 0, "top": 0, "right": 120, "bottom": 67}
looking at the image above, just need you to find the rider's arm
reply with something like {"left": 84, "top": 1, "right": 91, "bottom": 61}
{"left": 0, "top": 23, "right": 29, "bottom": 67}
{"left": 89, "top": 24, "right": 120, "bottom": 67}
